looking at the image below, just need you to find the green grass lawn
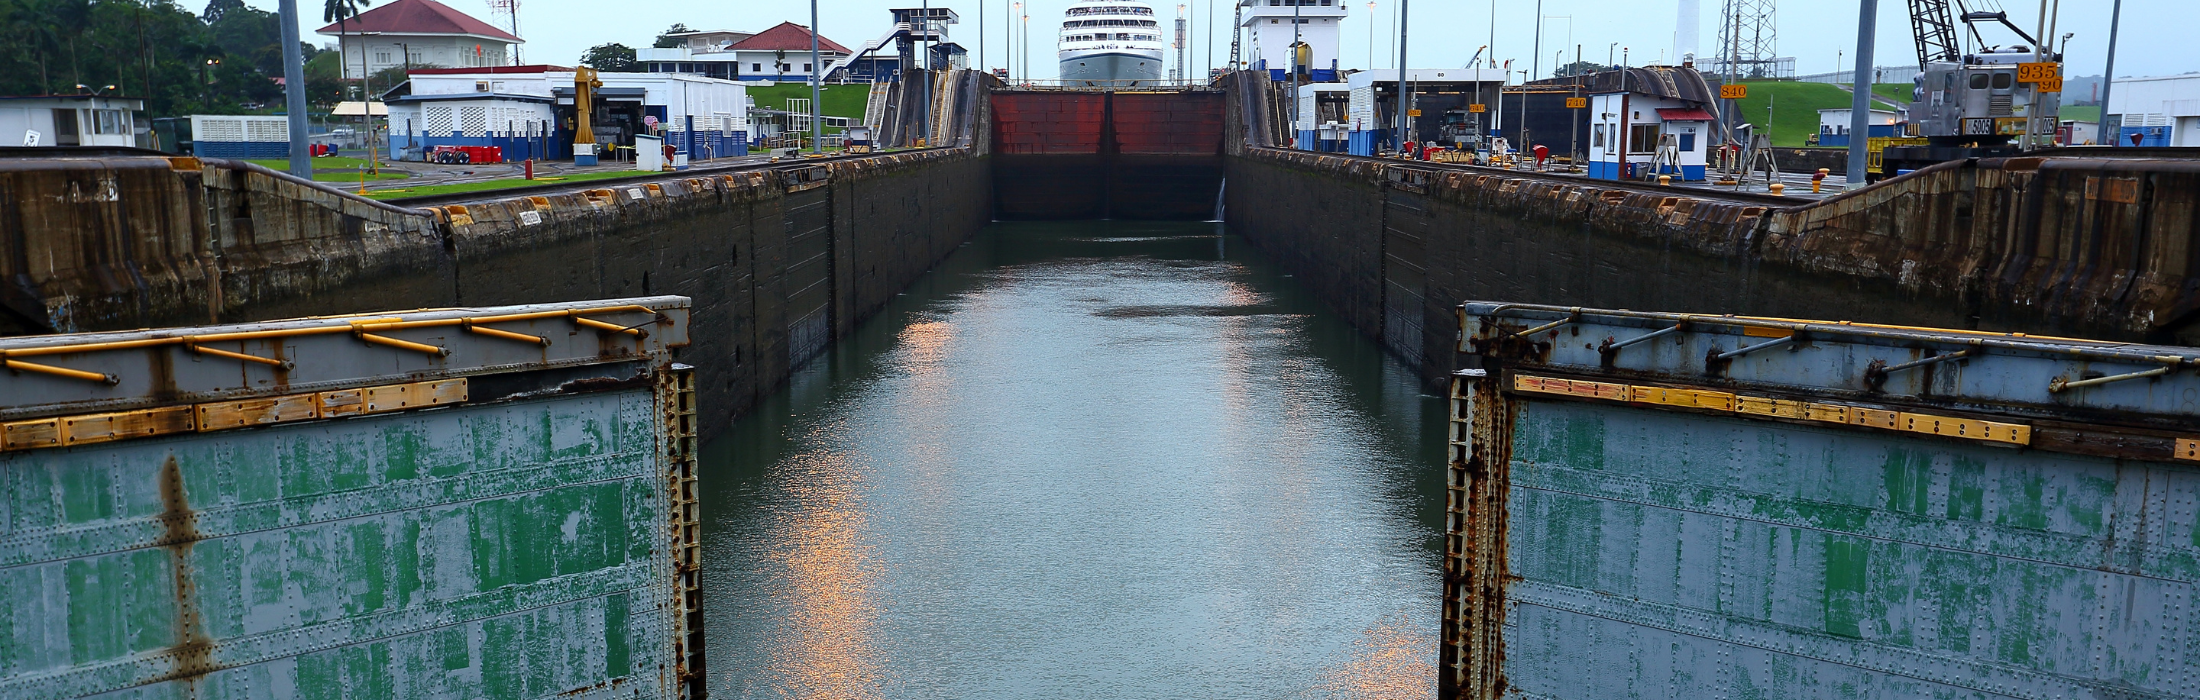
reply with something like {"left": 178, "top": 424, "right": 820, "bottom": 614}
{"left": 364, "top": 169, "right": 659, "bottom": 200}
{"left": 2059, "top": 105, "right": 2101, "bottom": 123}
{"left": 247, "top": 156, "right": 383, "bottom": 170}
{"left": 745, "top": 83, "right": 871, "bottom": 119}
{"left": 1733, "top": 81, "right": 1857, "bottom": 146}
{"left": 246, "top": 157, "right": 412, "bottom": 182}
{"left": 313, "top": 171, "right": 410, "bottom": 182}
{"left": 1871, "top": 83, "right": 1913, "bottom": 106}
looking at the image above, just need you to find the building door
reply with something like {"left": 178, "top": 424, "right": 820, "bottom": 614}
{"left": 2177, "top": 117, "right": 2200, "bottom": 147}
{"left": 52, "top": 108, "right": 78, "bottom": 146}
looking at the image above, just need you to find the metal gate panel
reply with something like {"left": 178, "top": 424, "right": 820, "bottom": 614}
{"left": 1448, "top": 302, "right": 2200, "bottom": 700}
{"left": 0, "top": 297, "right": 703, "bottom": 700}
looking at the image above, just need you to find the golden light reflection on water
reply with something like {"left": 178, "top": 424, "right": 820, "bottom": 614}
{"left": 760, "top": 439, "right": 885, "bottom": 700}
{"left": 1306, "top": 613, "right": 1439, "bottom": 700}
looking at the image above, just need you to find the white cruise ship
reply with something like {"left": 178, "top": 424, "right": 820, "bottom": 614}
{"left": 1057, "top": 0, "right": 1167, "bottom": 86}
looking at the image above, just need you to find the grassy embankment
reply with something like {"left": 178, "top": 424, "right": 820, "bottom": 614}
{"left": 362, "top": 170, "right": 654, "bottom": 200}
{"left": 744, "top": 83, "right": 871, "bottom": 119}
{"left": 1730, "top": 82, "right": 1914, "bottom": 146}
{"left": 246, "top": 156, "right": 410, "bottom": 182}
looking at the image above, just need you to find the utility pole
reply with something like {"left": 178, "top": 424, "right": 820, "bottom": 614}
{"left": 2095, "top": 0, "right": 2121, "bottom": 146}
{"left": 1206, "top": 0, "right": 1215, "bottom": 79}
{"left": 278, "top": 0, "right": 309, "bottom": 178}
{"left": 1845, "top": 0, "right": 1876, "bottom": 188}
{"left": 812, "top": 0, "right": 823, "bottom": 153}
{"left": 1572, "top": 43, "right": 1581, "bottom": 164}
{"left": 1530, "top": 0, "right": 1544, "bottom": 80}
{"left": 1393, "top": 0, "right": 1409, "bottom": 152}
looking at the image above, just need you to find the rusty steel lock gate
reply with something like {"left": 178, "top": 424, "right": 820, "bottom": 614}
{"left": 0, "top": 297, "right": 705, "bottom": 700}
{"left": 1446, "top": 301, "right": 2200, "bottom": 700}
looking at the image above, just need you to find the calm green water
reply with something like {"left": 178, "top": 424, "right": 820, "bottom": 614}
{"left": 699, "top": 220, "right": 1448, "bottom": 699}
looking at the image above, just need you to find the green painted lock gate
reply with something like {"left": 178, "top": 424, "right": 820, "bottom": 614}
{"left": 0, "top": 297, "right": 704, "bottom": 699}
{"left": 1448, "top": 302, "right": 2200, "bottom": 700}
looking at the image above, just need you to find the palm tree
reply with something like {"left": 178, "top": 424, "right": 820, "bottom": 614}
{"left": 323, "top": 0, "right": 372, "bottom": 100}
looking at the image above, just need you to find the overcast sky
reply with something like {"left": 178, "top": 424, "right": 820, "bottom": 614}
{"left": 264, "top": 0, "right": 2192, "bottom": 83}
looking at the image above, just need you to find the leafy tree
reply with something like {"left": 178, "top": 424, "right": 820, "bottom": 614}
{"left": 1553, "top": 60, "right": 1606, "bottom": 78}
{"left": 0, "top": 0, "right": 338, "bottom": 116}
{"left": 653, "top": 23, "right": 690, "bottom": 49}
{"left": 581, "top": 43, "right": 638, "bottom": 72}
{"left": 322, "top": 0, "right": 371, "bottom": 98}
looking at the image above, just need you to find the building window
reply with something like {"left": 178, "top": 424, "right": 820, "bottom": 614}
{"left": 803, "top": 63, "right": 812, "bottom": 71}
{"left": 93, "top": 109, "right": 126, "bottom": 135}
{"left": 1678, "top": 133, "right": 1695, "bottom": 151}
{"left": 1593, "top": 124, "right": 1605, "bottom": 149}
{"left": 753, "top": 63, "right": 763, "bottom": 72}
{"left": 1628, "top": 124, "right": 1660, "bottom": 153}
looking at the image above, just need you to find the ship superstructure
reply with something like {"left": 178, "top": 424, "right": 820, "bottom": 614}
{"left": 1058, "top": 0, "right": 1167, "bottom": 86}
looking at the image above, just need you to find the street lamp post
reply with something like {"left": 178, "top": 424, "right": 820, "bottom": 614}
{"left": 1393, "top": 0, "right": 1410, "bottom": 153}
{"left": 2095, "top": 0, "right": 2122, "bottom": 147}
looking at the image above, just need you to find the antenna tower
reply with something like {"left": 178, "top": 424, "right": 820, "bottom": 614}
{"left": 486, "top": 0, "right": 521, "bottom": 63}
{"left": 1714, "top": 0, "right": 1775, "bottom": 78}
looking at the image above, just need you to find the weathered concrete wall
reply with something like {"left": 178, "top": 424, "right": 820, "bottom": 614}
{"left": 1223, "top": 83, "right": 2200, "bottom": 387}
{"left": 3, "top": 76, "right": 995, "bottom": 436}
{"left": 437, "top": 150, "right": 991, "bottom": 427}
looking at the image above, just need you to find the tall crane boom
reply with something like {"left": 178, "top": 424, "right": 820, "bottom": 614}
{"left": 1906, "top": 0, "right": 1962, "bottom": 67}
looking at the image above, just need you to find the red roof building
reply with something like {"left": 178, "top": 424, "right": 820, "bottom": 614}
{"left": 691, "top": 22, "right": 850, "bottom": 82}
{"left": 729, "top": 22, "right": 851, "bottom": 54}
{"left": 316, "top": 0, "right": 524, "bottom": 80}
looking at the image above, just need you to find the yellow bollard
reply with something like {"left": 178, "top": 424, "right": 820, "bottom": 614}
{"left": 1659, "top": 175, "right": 1672, "bottom": 186}
{"left": 1770, "top": 182, "right": 1786, "bottom": 196}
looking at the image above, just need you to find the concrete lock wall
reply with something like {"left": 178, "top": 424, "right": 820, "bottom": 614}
{"left": 0, "top": 72, "right": 996, "bottom": 437}
{"left": 1218, "top": 73, "right": 2200, "bottom": 390}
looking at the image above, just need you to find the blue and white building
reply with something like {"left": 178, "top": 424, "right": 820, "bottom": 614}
{"left": 1344, "top": 69, "right": 1506, "bottom": 155}
{"left": 2104, "top": 73, "right": 2200, "bottom": 147}
{"left": 385, "top": 65, "right": 749, "bottom": 163}
{"left": 1293, "top": 82, "right": 1349, "bottom": 152}
{"left": 1815, "top": 107, "right": 1903, "bottom": 147}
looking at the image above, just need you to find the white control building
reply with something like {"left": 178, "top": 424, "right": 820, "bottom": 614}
{"left": 1239, "top": 0, "right": 1343, "bottom": 82}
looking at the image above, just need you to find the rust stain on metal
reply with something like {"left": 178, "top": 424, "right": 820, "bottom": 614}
{"left": 1444, "top": 370, "right": 1515, "bottom": 700}
{"left": 155, "top": 454, "right": 216, "bottom": 687}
